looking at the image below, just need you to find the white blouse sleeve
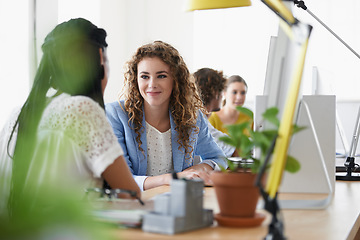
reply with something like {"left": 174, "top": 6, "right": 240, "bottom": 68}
{"left": 39, "top": 95, "right": 124, "bottom": 178}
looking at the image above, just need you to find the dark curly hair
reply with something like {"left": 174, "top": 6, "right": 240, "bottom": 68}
{"left": 120, "top": 41, "right": 204, "bottom": 162}
{"left": 193, "top": 68, "right": 227, "bottom": 107}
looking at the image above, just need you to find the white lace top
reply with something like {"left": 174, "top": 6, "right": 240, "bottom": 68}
{"left": 0, "top": 93, "right": 123, "bottom": 213}
{"left": 39, "top": 93, "right": 123, "bottom": 175}
{"left": 145, "top": 122, "right": 173, "bottom": 176}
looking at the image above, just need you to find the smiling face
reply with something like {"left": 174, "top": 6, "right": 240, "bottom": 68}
{"left": 224, "top": 81, "right": 247, "bottom": 109}
{"left": 137, "top": 57, "right": 174, "bottom": 110}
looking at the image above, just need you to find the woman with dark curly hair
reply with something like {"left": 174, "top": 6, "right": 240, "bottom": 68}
{"left": 193, "top": 67, "right": 227, "bottom": 115}
{"left": 106, "top": 41, "right": 227, "bottom": 190}
{"left": 193, "top": 68, "right": 237, "bottom": 157}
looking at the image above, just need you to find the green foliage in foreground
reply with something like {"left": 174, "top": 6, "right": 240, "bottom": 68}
{"left": 219, "top": 106, "right": 304, "bottom": 174}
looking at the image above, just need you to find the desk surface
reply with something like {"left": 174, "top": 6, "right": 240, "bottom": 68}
{"left": 111, "top": 181, "right": 360, "bottom": 240}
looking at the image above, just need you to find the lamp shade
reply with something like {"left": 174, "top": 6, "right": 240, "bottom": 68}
{"left": 186, "top": 0, "right": 251, "bottom": 11}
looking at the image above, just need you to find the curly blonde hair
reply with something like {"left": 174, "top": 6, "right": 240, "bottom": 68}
{"left": 120, "top": 41, "right": 204, "bottom": 161}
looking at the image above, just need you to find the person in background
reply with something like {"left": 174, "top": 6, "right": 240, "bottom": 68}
{"left": 0, "top": 18, "right": 140, "bottom": 226}
{"left": 193, "top": 67, "right": 237, "bottom": 157}
{"left": 106, "top": 41, "right": 227, "bottom": 191}
{"left": 208, "top": 75, "right": 253, "bottom": 135}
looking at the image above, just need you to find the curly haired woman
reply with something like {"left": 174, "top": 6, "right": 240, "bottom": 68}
{"left": 106, "top": 41, "right": 227, "bottom": 190}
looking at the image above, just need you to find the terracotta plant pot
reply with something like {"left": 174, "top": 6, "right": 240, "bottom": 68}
{"left": 210, "top": 171, "right": 260, "bottom": 218}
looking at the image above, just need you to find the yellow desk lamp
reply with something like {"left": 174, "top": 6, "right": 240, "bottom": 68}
{"left": 187, "top": 1, "right": 312, "bottom": 239}
{"left": 186, "top": 0, "right": 251, "bottom": 11}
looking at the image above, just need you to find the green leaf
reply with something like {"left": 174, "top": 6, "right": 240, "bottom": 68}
{"left": 236, "top": 106, "right": 254, "bottom": 119}
{"left": 217, "top": 105, "right": 305, "bottom": 175}
{"left": 262, "top": 107, "right": 278, "bottom": 118}
{"left": 292, "top": 125, "right": 307, "bottom": 135}
{"left": 226, "top": 122, "right": 250, "bottom": 136}
{"left": 218, "top": 136, "right": 238, "bottom": 148}
{"left": 239, "top": 135, "right": 253, "bottom": 158}
{"left": 225, "top": 122, "right": 251, "bottom": 147}
{"left": 261, "top": 129, "right": 278, "bottom": 139}
{"left": 262, "top": 107, "right": 280, "bottom": 127}
{"left": 252, "top": 131, "right": 271, "bottom": 147}
{"left": 227, "top": 159, "right": 238, "bottom": 172}
{"left": 285, "top": 155, "right": 301, "bottom": 173}
{"left": 251, "top": 158, "right": 261, "bottom": 173}
{"left": 219, "top": 164, "right": 227, "bottom": 172}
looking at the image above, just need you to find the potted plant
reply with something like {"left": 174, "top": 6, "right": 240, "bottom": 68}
{"left": 210, "top": 106, "right": 303, "bottom": 227}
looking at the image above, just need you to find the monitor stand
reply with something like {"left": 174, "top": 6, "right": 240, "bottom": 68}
{"left": 336, "top": 157, "right": 360, "bottom": 181}
{"left": 255, "top": 95, "right": 336, "bottom": 210}
{"left": 336, "top": 106, "right": 360, "bottom": 181}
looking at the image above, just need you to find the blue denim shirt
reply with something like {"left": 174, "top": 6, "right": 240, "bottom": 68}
{"left": 105, "top": 100, "right": 227, "bottom": 190}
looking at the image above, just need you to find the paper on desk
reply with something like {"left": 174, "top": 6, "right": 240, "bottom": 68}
{"left": 92, "top": 209, "right": 148, "bottom": 228}
{"left": 89, "top": 198, "right": 154, "bottom": 228}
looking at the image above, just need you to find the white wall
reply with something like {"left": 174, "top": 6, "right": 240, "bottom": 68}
{"left": 58, "top": 0, "right": 194, "bottom": 104}
{"left": 292, "top": 1, "right": 360, "bottom": 100}
{"left": 192, "top": 0, "right": 279, "bottom": 110}
{"left": 336, "top": 101, "right": 360, "bottom": 155}
{"left": 0, "top": 1, "right": 30, "bottom": 129}
{"left": 100, "top": 0, "right": 194, "bottom": 104}
{"left": 291, "top": 1, "right": 360, "bottom": 155}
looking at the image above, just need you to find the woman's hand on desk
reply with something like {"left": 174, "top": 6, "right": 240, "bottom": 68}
{"left": 180, "top": 163, "right": 214, "bottom": 186}
{"left": 143, "top": 163, "right": 214, "bottom": 190}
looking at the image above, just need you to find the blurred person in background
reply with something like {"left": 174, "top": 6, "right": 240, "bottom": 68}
{"left": 193, "top": 67, "right": 237, "bottom": 157}
{"left": 208, "top": 75, "right": 253, "bottom": 135}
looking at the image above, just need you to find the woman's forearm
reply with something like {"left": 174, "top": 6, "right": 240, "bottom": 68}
{"left": 143, "top": 173, "right": 172, "bottom": 190}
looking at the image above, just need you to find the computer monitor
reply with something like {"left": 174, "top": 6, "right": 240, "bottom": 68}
{"left": 256, "top": 19, "right": 335, "bottom": 209}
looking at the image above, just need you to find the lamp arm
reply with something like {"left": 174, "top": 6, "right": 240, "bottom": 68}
{"left": 261, "top": 0, "right": 298, "bottom": 26}
{"left": 292, "top": 0, "right": 360, "bottom": 60}
{"left": 293, "top": 0, "right": 306, "bottom": 10}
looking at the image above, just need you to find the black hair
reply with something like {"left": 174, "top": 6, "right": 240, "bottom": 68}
{"left": 8, "top": 18, "right": 108, "bottom": 215}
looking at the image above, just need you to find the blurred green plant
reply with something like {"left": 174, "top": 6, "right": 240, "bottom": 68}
{"left": 0, "top": 181, "right": 116, "bottom": 240}
{"left": 219, "top": 106, "right": 304, "bottom": 174}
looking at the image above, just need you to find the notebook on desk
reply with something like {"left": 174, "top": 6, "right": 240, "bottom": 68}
{"left": 90, "top": 198, "right": 154, "bottom": 228}
{"left": 92, "top": 209, "right": 147, "bottom": 228}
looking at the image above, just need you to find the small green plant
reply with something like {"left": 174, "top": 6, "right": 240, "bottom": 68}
{"left": 219, "top": 106, "right": 304, "bottom": 174}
